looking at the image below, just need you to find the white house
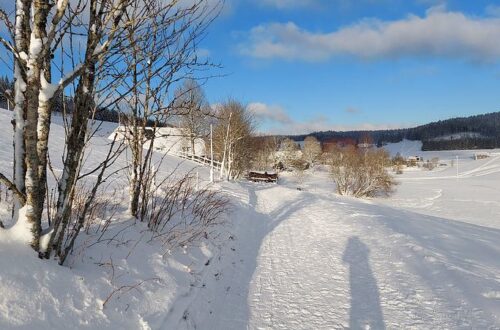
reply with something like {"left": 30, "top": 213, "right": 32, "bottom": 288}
{"left": 110, "top": 126, "right": 206, "bottom": 156}
{"left": 474, "top": 152, "right": 490, "bottom": 160}
{"left": 407, "top": 155, "right": 422, "bottom": 162}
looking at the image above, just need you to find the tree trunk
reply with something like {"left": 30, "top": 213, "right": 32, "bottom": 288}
{"left": 23, "top": 0, "right": 53, "bottom": 250}
{"left": 12, "top": 0, "right": 31, "bottom": 211}
{"left": 47, "top": 76, "right": 94, "bottom": 258}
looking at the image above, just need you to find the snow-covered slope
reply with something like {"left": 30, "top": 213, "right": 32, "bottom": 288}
{"left": 171, "top": 169, "right": 500, "bottom": 329}
{"left": 1, "top": 108, "right": 499, "bottom": 329}
{"left": 382, "top": 139, "right": 500, "bottom": 228}
{"left": 382, "top": 139, "right": 424, "bottom": 157}
{"left": 0, "top": 109, "right": 221, "bottom": 329}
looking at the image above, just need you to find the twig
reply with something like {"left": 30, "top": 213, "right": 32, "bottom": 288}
{"left": 102, "top": 277, "right": 162, "bottom": 308}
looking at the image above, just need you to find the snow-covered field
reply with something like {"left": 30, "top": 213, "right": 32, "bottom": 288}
{"left": 1, "top": 110, "right": 499, "bottom": 329}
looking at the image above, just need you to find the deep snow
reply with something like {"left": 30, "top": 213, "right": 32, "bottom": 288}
{"left": 1, "top": 110, "right": 499, "bottom": 329}
{"left": 174, "top": 169, "right": 500, "bottom": 329}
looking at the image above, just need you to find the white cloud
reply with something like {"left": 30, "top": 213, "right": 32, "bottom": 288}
{"left": 247, "top": 102, "right": 292, "bottom": 124}
{"left": 196, "top": 48, "right": 211, "bottom": 58}
{"left": 239, "top": 7, "right": 500, "bottom": 62}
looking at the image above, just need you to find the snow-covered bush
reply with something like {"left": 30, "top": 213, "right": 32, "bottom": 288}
{"left": 275, "top": 138, "right": 302, "bottom": 170}
{"left": 45, "top": 183, "right": 122, "bottom": 265}
{"left": 328, "top": 146, "right": 395, "bottom": 197}
{"left": 303, "top": 136, "right": 322, "bottom": 166}
{"left": 422, "top": 157, "right": 439, "bottom": 171}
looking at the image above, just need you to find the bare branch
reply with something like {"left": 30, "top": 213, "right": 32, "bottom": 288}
{"left": 0, "top": 173, "right": 26, "bottom": 205}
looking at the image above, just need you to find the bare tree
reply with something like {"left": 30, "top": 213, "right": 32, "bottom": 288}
{"left": 279, "top": 138, "right": 301, "bottom": 170}
{"left": 116, "top": 0, "right": 221, "bottom": 219}
{"left": 328, "top": 146, "right": 395, "bottom": 198}
{"left": 252, "top": 135, "right": 279, "bottom": 171}
{"left": 45, "top": 0, "right": 132, "bottom": 259}
{"left": 0, "top": 0, "right": 130, "bottom": 251}
{"left": 303, "top": 136, "right": 322, "bottom": 166}
{"left": 213, "top": 100, "right": 255, "bottom": 180}
{"left": 173, "top": 78, "right": 211, "bottom": 156}
{"left": 0, "top": 0, "right": 223, "bottom": 258}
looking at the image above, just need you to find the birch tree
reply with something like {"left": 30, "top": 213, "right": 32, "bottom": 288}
{"left": 0, "top": 0, "right": 128, "bottom": 253}
{"left": 116, "top": 0, "right": 221, "bottom": 219}
{"left": 173, "top": 78, "right": 210, "bottom": 156}
{"left": 44, "top": 0, "right": 131, "bottom": 259}
{"left": 279, "top": 138, "right": 300, "bottom": 169}
{"left": 0, "top": 0, "right": 222, "bottom": 257}
{"left": 213, "top": 100, "right": 254, "bottom": 180}
{"left": 303, "top": 136, "right": 322, "bottom": 166}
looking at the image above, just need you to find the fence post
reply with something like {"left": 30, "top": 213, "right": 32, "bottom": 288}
{"left": 196, "top": 171, "right": 200, "bottom": 191}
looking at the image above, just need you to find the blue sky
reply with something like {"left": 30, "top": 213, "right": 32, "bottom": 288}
{"left": 1, "top": 0, "right": 499, "bottom": 134}
{"left": 198, "top": 0, "right": 500, "bottom": 134}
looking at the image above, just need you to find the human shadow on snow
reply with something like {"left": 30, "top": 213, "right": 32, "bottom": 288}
{"left": 197, "top": 183, "right": 314, "bottom": 329}
{"left": 343, "top": 236, "right": 386, "bottom": 330}
{"left": 333, "top": 196, "right": 500, "bottom": 328}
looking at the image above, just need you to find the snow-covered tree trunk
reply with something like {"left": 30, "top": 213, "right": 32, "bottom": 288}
{"left": 49, "top": 78, "right": 94, "bottom": 257}
{"left": 22, "top": 0, "right": 54, "bottom": 249}
{"left": 44, "top": 0, "right": 129, "bottom": 258}
{"left": 12, "top": 0, "right": 30, "bottom": 210}
{"left": 36, "top": 67, "right": 54, "bottom": 217}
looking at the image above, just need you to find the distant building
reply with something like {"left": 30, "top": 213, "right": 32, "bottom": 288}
{"left": 474, "top": 153, "right": 490, "bottom": 160}
{"left": 295, "top": 140, "right": 305, "bottom": 149}
{"left": 322, "top": 138, "right": 357, "bottom": 153}
{"left": 111, "top": 126, "right": 206, "bottom": 156}
{"left": 357, "top": 142, "right": 375, "bottom": 149}
{"left": 407, "top": 156, "right": 422, "bottom": 162}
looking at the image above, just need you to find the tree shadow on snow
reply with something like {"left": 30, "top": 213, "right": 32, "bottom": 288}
{"left": 343, "top": 236, "right": 386, "bottom": 330}
{"left": 199, "top": 183, "right": 315, "bottom": 329}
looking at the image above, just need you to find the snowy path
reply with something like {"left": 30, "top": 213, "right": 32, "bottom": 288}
{"left": 197, "top": 183, "right": 500, "bottom": 329}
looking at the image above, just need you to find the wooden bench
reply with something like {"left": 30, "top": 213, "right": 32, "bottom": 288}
{"left": 248, "top": 171, "right": 278, "bottom": 183}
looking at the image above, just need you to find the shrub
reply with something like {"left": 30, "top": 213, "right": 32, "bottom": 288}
{"left": 327, "top": 146, "right": 396, "bottom": 197}
{"left": 144, "top": 173, "right": 229, "bottom": 247}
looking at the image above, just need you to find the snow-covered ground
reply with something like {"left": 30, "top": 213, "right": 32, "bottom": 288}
{"left": 1, "top": 111, "right": 499, "bottom": 329}
{"left": 381, "top": 139, "right": 500, "bottom": 228}
{"left": 175, "top": 166, "right": 499, "bottom": 329}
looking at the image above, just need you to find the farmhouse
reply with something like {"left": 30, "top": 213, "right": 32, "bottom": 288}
{"left": 111, "top": 126, "right": 206, "bottom": 156}
{"left": 322, "top": 138, "right": 357, "bottom": 153}
{"left": 357, "top": 142, "right": 375, "bottom": 149}
{"left": 407, "top": 155, "right": 422, "bottom": 162}
{"left": 474, "top": 153, "right": 490, "bottom": 160}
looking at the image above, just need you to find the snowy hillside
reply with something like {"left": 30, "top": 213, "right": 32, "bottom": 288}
{"left": 382, "top": 139, "right": 423, "bottom": 157}
{"left": 1, "top": 108, "right": 500, "bottom": 329}
{"left": 0, "top": 109, "right": 221, "bottom": 329}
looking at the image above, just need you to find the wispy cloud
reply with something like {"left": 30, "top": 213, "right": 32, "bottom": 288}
{"left": 345, "top": 107, "right": 361, "bottom": 114}
{"left": 257, "top": 0, "right": 318, "bottom": 9}
{"left": 268, "top": 119, "right": 411, "bottom": 135}
{"left": 247, "top": 102, "right": 292, "bottom": 124}
{"left": 238, "top": 6, "right": 500, "bottom": 62}
{"left": 486, "top": 5, "right": 500, "bottom": 17}
{"left": 249, "top": 102, "right": 410, "bottom": 135}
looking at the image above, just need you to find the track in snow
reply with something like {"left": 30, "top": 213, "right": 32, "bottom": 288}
{"left": 197, "top": 183, "right": 500, "bottom": 329}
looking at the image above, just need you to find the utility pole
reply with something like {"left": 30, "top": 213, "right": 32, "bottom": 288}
{"left": 220, "top": 112, "right": 232, "bottom": 180}
{"left": 196, "top": 171, "right": 199, "bottom": 191}
{"left": 210, "top": 124, "right": 214, "bottom": 183}
{"left": 4, "top": 89, "right": 11, "bottom": 111}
